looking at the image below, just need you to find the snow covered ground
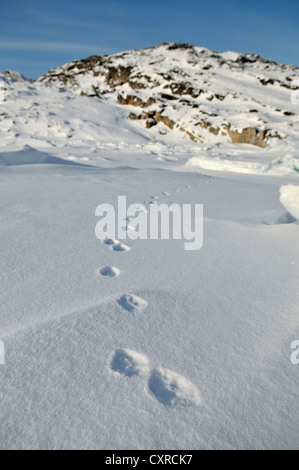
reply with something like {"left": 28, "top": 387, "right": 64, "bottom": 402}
{"left": 0, "top": 55, "right": 298, "bottom": 449}
{"left": 0, "top": 143, "right": 298, "bottom": 450}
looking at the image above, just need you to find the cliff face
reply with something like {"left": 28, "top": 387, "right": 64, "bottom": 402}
{"left": 38, "top": 42, "right": 298, "bottom": 147}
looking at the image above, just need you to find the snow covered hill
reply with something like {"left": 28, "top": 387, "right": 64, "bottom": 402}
{"left": 38, "top": 42, "right": 299, "bottom": 147}
{"left": 1, "top": 42, "right": 299, "bottom": 175}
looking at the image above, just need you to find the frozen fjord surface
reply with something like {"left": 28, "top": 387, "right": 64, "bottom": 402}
{"left": 0, "top": 152, "right": 298, "bottom": 449}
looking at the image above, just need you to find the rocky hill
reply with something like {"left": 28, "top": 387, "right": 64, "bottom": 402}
{"left": 38, "top": 42, "right": 298, "bottom": 147}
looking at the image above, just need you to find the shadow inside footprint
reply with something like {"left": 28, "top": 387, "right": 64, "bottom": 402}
{"left": 263, "top": 212, "right": 297, "bottom": 225}
{"left": 117, "top": 294, "right": 147, "bottom": 313}
{"left": 103, "top": 238, "right": 117, "bottom": 245}
{"left": 148, "top": 368, "right": 201, "bottom": 407}
{"left": 97, "top": 266, "right": 120, "bottom": 277}
{"left": 110, "top": 349, "right": 149, "bottom": 377}
{"left": 113, "top": 243, "right": 130, "bottom": 252}
{"left": 149, "top": 370, "right": 177, "bottom": 406}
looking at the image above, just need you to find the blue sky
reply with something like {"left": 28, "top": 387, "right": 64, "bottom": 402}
{"left": 0, "top": 0, "right": 298, "bottom": 78}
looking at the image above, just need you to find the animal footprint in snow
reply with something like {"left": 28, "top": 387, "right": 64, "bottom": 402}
{"left": 103, "top": 238, "right": 130, "bottom": 251}
{"left": 148, "top": 368, "right": 200, "bottom": 407}
{"left": 132, "top": 205, "right": 148, "bottom": 214}
{"left": 110, "top": 349, "right": 149, "bottom": 377}
{"left": 117, "top": 294, "right": 147, "bottom": 313}
{"left": 96, "top": 266, "right": 120, "bottom": 277}
{"left": 112, "top": 243, "right": 131, "bottom": 252}
{"left": 120, "top": 224, "right": 135, "bottom": 233}
{"left": 103, "top": 238, "right": 118, "bottom": 246}
{"left": 109, "top": 349, "right": 201, "bottom": 408}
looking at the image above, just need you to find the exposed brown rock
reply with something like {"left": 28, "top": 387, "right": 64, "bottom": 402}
{"left": 158, "top": 73, "right": 173, "bottom": 81}
{"left": 259, "top": 78, "right": 274, "bottom": 86}
{"left": 106, "top": 65, "right": 133, "bottom": 87}
{"left": 166, "top": 43, "right": 193, "bottom": 51}
{"left": 169, "top": 82, "right": 201, "bottom": 98}
{"left": 209, "top": 126, "right": 219, "bottom": 135}
{"left": 117, "top": 94, "right": 143, "bottom": 107}
{"left": 198, "top": 120, "right": 211, "bottom": 129}
{"left": 195, "top": 120, "right": 219, "bottom": 136}
{"left": 154, "top": 112, "right": 175, "bottom": 129}
{"left": 128, "top": 109, "right": 174, "bottom": 130}
{"left": 128, "top": 112, "right": 141, "bottom": 120}
{"left": 141, "top": 110, "right": 155, "bottom": 119}
{"left": 146, "top": 119, "right": 157, "bottom": 128}
{"left": 117, "top": 94, "right": 156, "bottom": 107}
{"left": 160, "top": 93, "right": 178, "bottom": 101}
{"left": 223, "top": 126, "right": 268, "bottom": 147}
{"left": 182, "top": 129, "right": 198, "bottom": 142}
{"left": 144, "top": 98, "right": 156, "bottom": 107}
{"left": 215, "top": 94, "right": 225, "bottom": 101}
{"left": 129, "top": 80, "right": 147, "bottom": 90}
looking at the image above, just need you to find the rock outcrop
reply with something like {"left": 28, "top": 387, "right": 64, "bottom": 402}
{"left": 223, "top": 126, "right": 269, "bottom": 148}
{"left": 37, "top": 42, "right": 298, "bottom": 147}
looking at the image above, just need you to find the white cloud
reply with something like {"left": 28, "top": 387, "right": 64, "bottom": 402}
{"left": 0, "top": 40, "right": 104, "bottom": 53}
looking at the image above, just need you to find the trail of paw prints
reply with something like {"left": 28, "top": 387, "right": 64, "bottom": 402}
{"left": 97, "top": 239, "right": 129, "bottom": 280}
{"left": 109, "top": 349, "right": 201, "bottom": 408}
{"left": 119, "top": 206, "right": 149, "bottom": 232}
{"left": 97, "top": 239, "right": 129, "bottom": 282}
{"left": 143, "top": 176, "right": 217, "bottom": 206}
{"left": 149, "top": 196, "right": 158, "bottom": 204}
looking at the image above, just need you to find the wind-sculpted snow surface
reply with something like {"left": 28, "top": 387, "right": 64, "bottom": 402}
{"left": 0, "top": 146, "right": 90, "bottom": 167}
{"left": 0, "top": 158, "right": 298, "bottom": 449}
{"left": 185, "top": 152, "right": 299, "bottom": 176}
{"left": 280, "top": 185, "right": 299, "bottom": 220}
